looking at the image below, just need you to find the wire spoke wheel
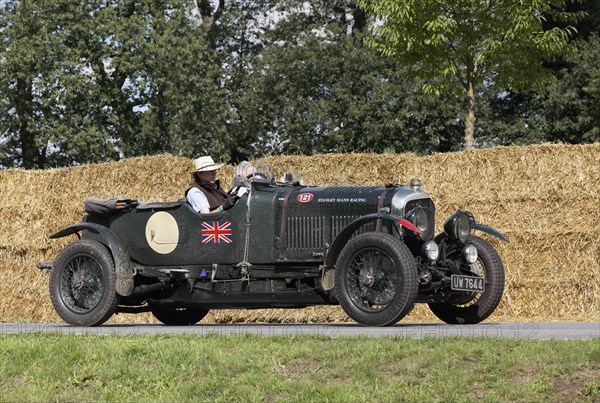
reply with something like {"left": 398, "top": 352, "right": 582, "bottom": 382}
{"left": 428, "top": 236, "right": 505, "bottom": 324}
{"left": 50, "top": 240, "right": 118, "bottom": 326}
{"left": 60, "top": 254, "right": 105, "bottom": 313}
{"left": 347, "top": 249, "right": 398, "bottom": 312}
{"left": 336, "top": 232, "right": 418, "bottom": 326}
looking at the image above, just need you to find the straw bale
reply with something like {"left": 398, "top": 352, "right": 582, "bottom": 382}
{"left": 1, "top": 143, "right": 599, "bottom": 323}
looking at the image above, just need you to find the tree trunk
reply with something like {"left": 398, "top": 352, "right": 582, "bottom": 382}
{"left": 464, "top": 79, "right": 476, "bottom": 150}
{"left": 351, "top": 3, "right": 367, "bottom": 47}
{"left": 199, "top": 0, "right": 225, "bottom": 48}
{"left": 16, "top": 77, "right": 36, "bottom": 169}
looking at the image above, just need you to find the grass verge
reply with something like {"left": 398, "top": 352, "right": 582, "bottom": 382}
{"left": 0, "top": 333, "right": 598, "bottom": 402}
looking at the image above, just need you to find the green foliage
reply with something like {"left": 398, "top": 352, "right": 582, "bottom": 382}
{"left": 361, "top": 0, "right": 582, "bottom": 91}
{"left": 132, "top": 1, "right": 232, "bottom": 159}
{"left": 0, "top": 0, "right": 232, "bottom": 168}
{"left": 0, "top": 0, "right": 597, "bottom": 168}
{"left": 357, "top": 0, "right": 585, "bottom": 148}
{"left": 476, "top": 91, "right": 546, "bottom": 146}
{"left": 535, "top": 34, "right": 600, "bottom": 143}
{"left": 227, "top": 1, "right": 464, "bottom": 155}
{"left": 476, "top": 33, "right": 600, "bottom": 146}
{"left": 0, "top": 0, "right": 80, "bottom": 168}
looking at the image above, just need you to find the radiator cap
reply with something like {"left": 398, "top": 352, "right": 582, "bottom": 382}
{"left": 410, "top": 178, "right": 422, "bottom": 190}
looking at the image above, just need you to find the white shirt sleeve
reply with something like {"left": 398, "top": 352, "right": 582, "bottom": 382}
{"left": 187, "top": 187, "right": 210, "bottom": 212}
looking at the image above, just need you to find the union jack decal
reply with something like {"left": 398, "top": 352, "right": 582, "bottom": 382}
{"left": 201, "top": 221, "right": 233, "bottom": 244}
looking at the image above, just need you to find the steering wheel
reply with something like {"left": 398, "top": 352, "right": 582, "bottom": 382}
{"left": 248, "top": 172, "right": 269, "bottom": 182}
{"left": 228, "top": 172, "right": 270, "bottom": 196}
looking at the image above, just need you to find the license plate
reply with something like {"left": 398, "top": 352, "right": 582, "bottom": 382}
{"left": 451, "top": 275, "right": 485, "bottom": 292}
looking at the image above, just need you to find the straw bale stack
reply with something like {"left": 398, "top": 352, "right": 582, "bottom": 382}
{"left": 0, "top": 143, "right": 598, "bottom": 323}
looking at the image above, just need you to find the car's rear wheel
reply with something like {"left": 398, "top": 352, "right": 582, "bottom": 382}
{"left": 149, "top": 305, "right": 209, "bottom": 326}
{"left": 428, "top": 236, "right": 505, "bottom": 324}
{"left": 335, "top": 232, "right": 418, "bottom": 326}
{"left": 49, "top": 240, "right": 118, "bottom": 326}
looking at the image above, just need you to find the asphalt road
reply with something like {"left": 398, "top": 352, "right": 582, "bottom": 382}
{"left": 1, "top": 322, "right": 598, "bottom": 340}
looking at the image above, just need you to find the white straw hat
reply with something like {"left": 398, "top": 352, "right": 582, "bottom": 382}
{"left": 192, "top": 156, "right": 224, "bottom": 172}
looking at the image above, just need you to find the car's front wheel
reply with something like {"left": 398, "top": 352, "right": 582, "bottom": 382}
{"left": 335, "top": 232, "right": 418, "bottom": 326}
{"left": 49, "top": 240, "right": 119, "bottom": 326}
{"left": 149, "top": 305, "right": 209, "bottom": 326}
{"left": 428, "top": 236, "right": 505, "bottom": 324}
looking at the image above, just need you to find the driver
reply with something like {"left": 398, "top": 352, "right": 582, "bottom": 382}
{"left": 185, "top": 156, "right": 237, "bottom": 214}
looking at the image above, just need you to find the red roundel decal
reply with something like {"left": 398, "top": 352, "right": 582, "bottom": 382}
{"left": 296, "top": 193, "right": 314, "bottom": 203}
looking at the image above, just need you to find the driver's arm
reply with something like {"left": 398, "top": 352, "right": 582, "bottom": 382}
{"left": 187, "top": 188, "right": 212, "bottom": 214}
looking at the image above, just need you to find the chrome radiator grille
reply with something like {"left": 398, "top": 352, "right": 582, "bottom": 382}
{"left": 286, "top": 216, "right": 327, "bottom": 250}
{"left": 330, "top": 215, "right": 358, "bottom": 239}
{"left": 287, "top": 215, "right": 377, "bottom": 250}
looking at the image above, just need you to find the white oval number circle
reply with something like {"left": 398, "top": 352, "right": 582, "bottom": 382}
{"left": 145, "top": 211, "right": 179, "bottom": 254}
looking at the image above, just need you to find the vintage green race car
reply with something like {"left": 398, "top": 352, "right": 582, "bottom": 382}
{"left": 41, "top": 174, "right": 508, "bottom": 326}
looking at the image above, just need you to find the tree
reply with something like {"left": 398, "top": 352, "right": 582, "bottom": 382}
{"left": 227, "top": 0, "right": 465, "bottom": 156}
{"left": 544, "top": 0, "right": 599, "bottom": 40}
{"left": 535, "top": 34, "right": 600, "bottom": 143}
{"left": 475, "top": 36, "right": 600, "bottom": 147}
{"left": 0, "top": 0, "right": 70, "bottom": 168}
{"left": 0, "top": 0, "right": 232, "bottom": 168}
{"left": 474, "top": 0, "right": 600, "bottom": 147}
{"left": 62, "top": 0, "right": 232, "bottom": 161}
{"left": 0, "top": 0, "right": 146, "bottom": 168}
{"left": 208, "top": 0, "right": 273, "bottom": 161}
{"left": 133, "top": 0, "right": 232, "bottom": 159}
{"left": 357, "top": 0, "right": 584, "bottom": 149}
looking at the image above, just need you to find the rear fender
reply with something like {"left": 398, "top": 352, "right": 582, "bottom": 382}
{"left": 50, "top": 223, "right": 134, "bottom": 296}
{"left": 321, "top": 213, "right": 419, "bottom": 290}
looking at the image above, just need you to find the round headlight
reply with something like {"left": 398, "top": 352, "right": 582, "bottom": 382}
{"left": 462, "top": 244, "right": 478, "bottom": 264}
{"left": 405, "top": 206, "right": 434, "bottom": 241}
{"left": 422, "top": 241, "right": 439, "bottom": 262}
{"left": 444, "top": 210, "right": 475, "bottom": 244}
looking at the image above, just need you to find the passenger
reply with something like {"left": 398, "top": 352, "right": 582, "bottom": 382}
{"left": 279, "top": 172, "right": 293, "bottom": 183}
{"left": 185, "top": 156, "right": 237, "bottom": 214}
{"left": 230, "top": 161, "right": 259, "bottom": 199}
{"left": 234, "top": 160, "right": 271, "bottom": 184}
{"left": 233, "top": 161, "right": 257, "bottom": 186}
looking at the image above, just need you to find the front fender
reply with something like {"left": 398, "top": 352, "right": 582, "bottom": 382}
{"left": 324, "top": 213, "right": 419, "bottom": 268}
{"left": 475, "top": 223, "right": 510, "bottom": 243}
{"left": 442, "top": 210, "right": 510, "bottom": 244}
{"left": 51, "top": 223, "right": 134, "bottom": 296}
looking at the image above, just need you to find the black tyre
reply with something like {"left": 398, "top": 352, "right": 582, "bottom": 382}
{"left": 150, "top": 305, "right": 209, "bottom": 326}
{"left": 335, "top": 232, "right": 419, "bottom": 326}
{"left": 428, "top": 236, "right": 505, "bottom": 324}
{"left": 49, "top": 240, "right": 119, "bottom": 326}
